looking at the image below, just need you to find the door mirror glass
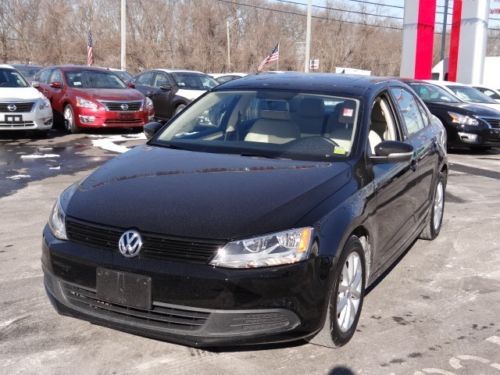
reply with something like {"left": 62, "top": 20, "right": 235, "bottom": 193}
{"left": 31, "top": 81, "right": 40, "bottom": 88}
{"left": 144, "top": 121, "right": 163, "bottom": 140}
{"left": 371, "top": 141, "right": 414, "bottom": 163}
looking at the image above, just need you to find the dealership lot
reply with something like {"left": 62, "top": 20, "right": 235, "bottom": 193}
{"left": 1, "top": 132, "right": 499, "bottom": 375}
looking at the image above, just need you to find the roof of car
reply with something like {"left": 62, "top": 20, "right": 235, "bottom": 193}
{"left": 214, "top": 72, "right": 399, "bottom": 96}
{"left": 424, "top": 80, "right": 466, "bottom": 87}
{"left": 154, "top": 69, "right": 206, "bottom": 75}
{"left": 0, "top": 64, "right": 15, "bottom": 69}
{"left": 43, "top": 65, "right": 114, "bottom": 72}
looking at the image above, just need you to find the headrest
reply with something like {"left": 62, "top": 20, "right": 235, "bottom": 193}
{"left": 298, "top": 97, "right": 324, "bottom": 118}
{"left": 371, "top": 102, "right": 386, "bottom": 123}
{"left": 259, "top": 109, "right": 290, "bottom": 121}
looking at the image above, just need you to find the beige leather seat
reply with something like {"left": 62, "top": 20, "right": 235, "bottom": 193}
{"left": 369, "top": 103, "right": 387, "bottom": 153}
{"left": 245, "top": 110, "right": 300, "bottom": 144}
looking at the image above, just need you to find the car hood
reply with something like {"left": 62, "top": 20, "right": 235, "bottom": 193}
{"left": 72, "top": 88, "right": 144, "bottom": 101}
{"left": 176, "top": 89, "right": 205, "bottom": 101}
{"left": 0, "top": 87, "right": 45, "bottom": 101}
{"left": 426, "top": 101, "right": 500, "bottom": 117}
{"left": 68, "top": 145, "right": 352, "bottom": 240}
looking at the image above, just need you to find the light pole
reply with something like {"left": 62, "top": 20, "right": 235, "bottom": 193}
{"left": 226, "top": 17, "right": 242, "bottom": 72}
{"left": 304, "top": 0, "right": 312, "bottom": 72}
{"left": 120, "top": 0, "right": 126, "bottom": 70}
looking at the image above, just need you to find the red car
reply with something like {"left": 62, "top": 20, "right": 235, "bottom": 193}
{"left": 34, "top": 65, "right": 154, "bottom": 133}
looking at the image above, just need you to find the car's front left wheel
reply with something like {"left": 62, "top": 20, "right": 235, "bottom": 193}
{"left": 63, "top": 105, "right": 79, "bottom": 134}
{"left": 310, "top": 236, "right": 366, "bottom": 348}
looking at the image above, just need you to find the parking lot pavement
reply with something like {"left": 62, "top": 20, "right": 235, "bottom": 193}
{"left": 1, "top": 132, "right": 499, "bottom": 375}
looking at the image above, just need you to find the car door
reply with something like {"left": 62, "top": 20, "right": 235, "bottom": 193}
{"left": 47, "top": 69, "right": 65, "bottom": 115}
{"left": 367, "top": 91, "right": 420, "bottom": 268}
{"left": 151, "top": 71, "right": 176, "bottom": 120}
{"left": 389, "top": 86, "right": 440, "bottom": 226}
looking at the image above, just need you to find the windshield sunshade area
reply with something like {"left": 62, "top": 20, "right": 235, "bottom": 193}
{"left": 0, "top": 69, "right": 28, "bottom": 88}
{"left": 154, "top": 90, "right": 360, "bottom": 161}
{"left": 172, "top": 73, "right": 218, "bottom": 90}
{"left": 65, "top": 70, "right": 127, "bottom": 89}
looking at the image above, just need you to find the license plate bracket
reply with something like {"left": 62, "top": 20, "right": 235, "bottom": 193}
{"left": 96, "top": 268, "right": 152, "bottom": 310}
{"left": 5, "top": 115, "right": 23, "bottom": 123}
{"left": 118, "top": 113, "right": 134, "bottom": 120}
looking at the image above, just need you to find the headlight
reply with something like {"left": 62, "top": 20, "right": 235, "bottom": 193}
{"left": 145, "top": 97, "right": 154, "bottom": 111}
{"left": 76, "top": 96, "right": 99, "bottom": 110}
{"left": 48, "top": 198, "right": 67, "bottom": 240}
{"left": 210, "top": 227, "right": 314, "bottom": 269}
{"left": 448, "top": 112, "right": 479, "bottom": 126}
{"left": 38, "top": 97, "right": 51, "bottom": 110}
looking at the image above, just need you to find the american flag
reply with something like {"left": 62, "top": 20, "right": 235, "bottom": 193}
{"left": 258, "top": 43, "right": 279, "bottom": 71}
{"left": 87, "top": 30, "right": 94, "bottom": 66}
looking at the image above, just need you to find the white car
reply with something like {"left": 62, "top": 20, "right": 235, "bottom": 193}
{"left": 0, "top": 64, "right": 53, "bottom": 132}
{"left": 473, "top": 85, "right": 500, "bottom": 103}
{"left": 427, "top": 80, "right": 500, "bottom": 111}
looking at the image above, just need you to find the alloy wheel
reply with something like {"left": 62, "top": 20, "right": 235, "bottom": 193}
{"left": 336, "top": 252, "right": 363, "bottom": 333}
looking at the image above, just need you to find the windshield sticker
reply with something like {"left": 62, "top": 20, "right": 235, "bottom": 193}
{"left": 333, "top": 147, "right": 347, "bottom": 155}
{"left": 73, "top": 81, "right": 82, "bottom": 86}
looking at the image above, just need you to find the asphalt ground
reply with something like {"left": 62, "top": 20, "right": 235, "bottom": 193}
{"left": 1, "top": 130, "right": 499, "bottom": 375}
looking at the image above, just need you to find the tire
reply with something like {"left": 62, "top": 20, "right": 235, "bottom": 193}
{"left": 310, "top": 236, "right": 366, "bottom": 348}
{"left": 420, "top": 171, "right": 447, "bottom": 240}
{"left": 174, "top": 104, "right": 186, "bottom": 115}
{"left": 63, "top": 105, "right": 79, "bottom": 134}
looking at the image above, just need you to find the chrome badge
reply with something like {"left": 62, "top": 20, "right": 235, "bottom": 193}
{"left": 118, "top": 230, "right": 143, "bottom": 258}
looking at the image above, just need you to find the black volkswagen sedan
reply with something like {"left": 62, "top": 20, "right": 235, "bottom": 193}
{"left": 403, "top": 79, "right": 500, "bottom": 150}
{"left": 42, "top": 74, "right": 448, "bottom": 348}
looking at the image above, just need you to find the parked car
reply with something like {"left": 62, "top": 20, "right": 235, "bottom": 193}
{"left": 11, "top": 63, "right": 43, "bottom": 83}
{"left": 0, "top": 64, "right": 52, "bottom": 133}
{"left": 210, "top": 73, "right": 247, "bottom": 85}
{"left": 405, "top": 80, "right": 500, "bottom": 150}
{"left": 428, "top": 80, "right": 500, "bottom": 111}
{"left": 473, "top": 85, "right": 500, "bottom": 103}
{"left": 42, "top": 73, "right": 447, "bottom": 348}
{"left": 132, "top": 69, "right": 218, "bottom": 121}
{"left": 33, "top": 65, "right": 154, "bottom": 133}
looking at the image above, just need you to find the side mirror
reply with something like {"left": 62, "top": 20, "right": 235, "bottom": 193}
{"left": 50, "top": 81, "right": 63, "bottom": 89}
{"left": 371, "top": 141, "right": 414, "bottom": 163}
{"left": 31, "top": 81, "right": 40, "bottom": 88}
{"left": 128, "top": 82, "right": 136, "bottom": 89}
{"left": 159, "top": 84, "right": 172, "bottom": 91}
{"left": 144, "top": 121, "right": 163, "bottom": 140}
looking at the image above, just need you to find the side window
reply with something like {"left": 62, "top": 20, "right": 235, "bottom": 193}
{"left": 136, "top": 72, "right": 154, "bottom": 86}
{"left": 390, "top": 87, "right": 426, "bottom": 136}
{"left": 416, "top": 100, "right": 430, "bottom": 127}
{"left": 368, "top": 95, "right": 399, "bottom": 154}
{"left": 49, "top": 69, "right": 62, "bottom": 83}
{"left": 39, "top": 69, "right": 52, "bottom": 83}
{"left": 153, "top": 72, "right": 169, "bottom": 88}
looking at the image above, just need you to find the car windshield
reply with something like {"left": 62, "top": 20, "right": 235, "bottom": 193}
{"left": 0, "top": 68, "right": 29, "bottom": 88}
{"left": 65, "top": 70, "right": 127, "bottom": 89}
{"left": 153, "top": 90, "right": 359, "bottom": 162}
{"left": 113, "top": 70, "right": 132, "bottom": 83}
{"left": 171, "top": 73, "right": 218, "bottom": 90}
{"left": 446, "top": 85, "right": 496, "bottom": 104}
{"left": 409, "top": 83, "right": 461, "bottom": 103}
{"left": 475, "top": 87, "right": 500, "bottom": 100}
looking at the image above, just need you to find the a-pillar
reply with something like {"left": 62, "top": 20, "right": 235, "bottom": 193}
{"left": 448, "top": 0, "right": 490, "bottom": 84}
{"left": 400, "top": 0, "right": 437, "bottom": 79}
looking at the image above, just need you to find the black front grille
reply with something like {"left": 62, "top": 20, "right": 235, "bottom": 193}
{"left": 483, "top": 118, "right": 500, "bottom": 129}
{"left": 102, "top": 101, "right": 142, "bottom": 111}
{"left": 0, "top": 102, "right": 34, "bottom": 112}
{"left": 65, "top": 217, "right": 224, "bottom": 263}
{"left": 62, "top": 282, "right": 210, "bottom": 331}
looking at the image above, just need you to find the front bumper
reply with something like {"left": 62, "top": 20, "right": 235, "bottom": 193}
{"left": 446, "top": 123, "right": 500, "bottom": 147}
{"left": 76, "top": 107, "right": 152, "bottom": 129}
{"left": 0, "top": 108, "right": 53, "bottom": 131}
{"left": 42, "top": 227, "right": 330, "bottom": 347}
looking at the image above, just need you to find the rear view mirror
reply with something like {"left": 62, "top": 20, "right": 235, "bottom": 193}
{"left": 144, "top": 121, "right": 163, "bottom": 140}
{"left": 50, "top": 81, "right": 63, "bottom": 89}
{"left": 371, "top": 141, "right": 414, "bottom": 163}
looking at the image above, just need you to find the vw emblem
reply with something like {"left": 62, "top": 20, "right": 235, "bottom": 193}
{"left": 7, "top": 104, "right": 17, "bottom": 112}
{"left": 120, "top": 103, "right": 129, "bottom": 111}
{"left": 118, "top": 230, "right": 143, "bottom": 258}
